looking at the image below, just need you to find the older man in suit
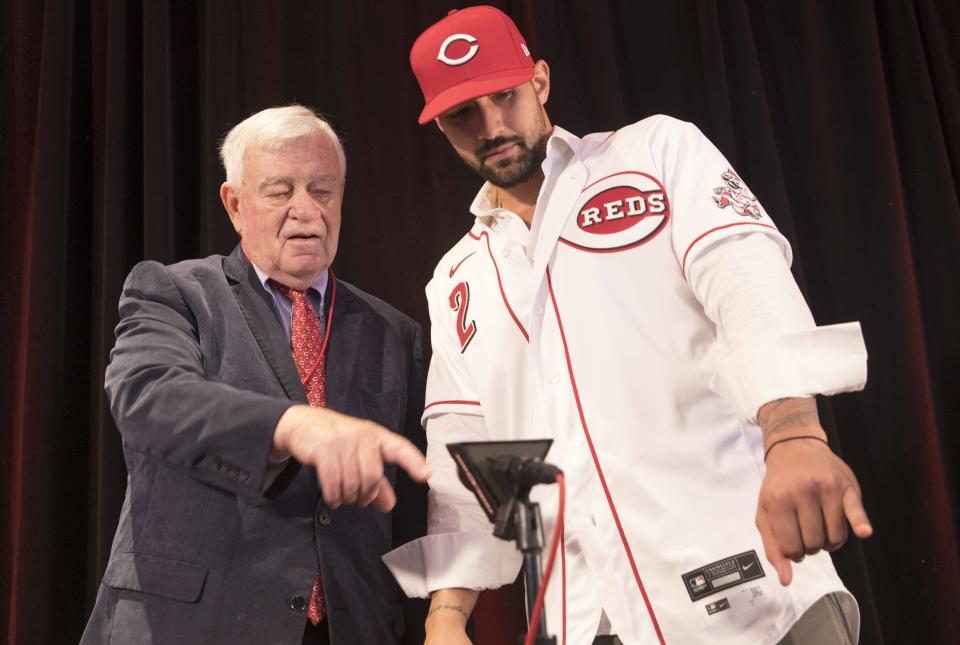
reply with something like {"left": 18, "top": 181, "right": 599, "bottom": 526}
{"left": 81, "top": 105, "right": 429, "bottom": 645}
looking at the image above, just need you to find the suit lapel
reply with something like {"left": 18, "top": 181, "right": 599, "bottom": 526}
{"left": 223, "top": 246, "right": 307, "bottom": 404}
{"left": 324, "top": 277, "right": 363, "bottom": 413}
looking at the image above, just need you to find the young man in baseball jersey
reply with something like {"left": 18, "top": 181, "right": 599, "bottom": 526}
{"left": 385, "top": 6, "right": 872, "bottom": 645}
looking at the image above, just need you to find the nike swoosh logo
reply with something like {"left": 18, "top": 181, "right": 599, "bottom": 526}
{"left": 742, "top": 562, "right": 755, "bottom": 571}
{"left": 449, "top": 251, "right": 477, "bottom": 278}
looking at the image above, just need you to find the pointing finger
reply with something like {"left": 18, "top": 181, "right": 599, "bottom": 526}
{"left": 379, "top": 432, "right": 431, "bottom": 482}
{"left": 757, "top": 510, "right": 793, "bottom": 586}
{"left": 842, "top": 484, "right": 873, "bottom": 539}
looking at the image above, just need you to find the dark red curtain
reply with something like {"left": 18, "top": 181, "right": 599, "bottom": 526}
{"left": 3, "top": 1, "right": 958, "bottom": 643}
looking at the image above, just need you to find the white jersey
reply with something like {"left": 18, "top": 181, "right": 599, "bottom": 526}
{"left": 385, "top": 115, "right": 867, "bottom": 645}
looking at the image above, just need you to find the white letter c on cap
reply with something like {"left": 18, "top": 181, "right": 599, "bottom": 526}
{"left": 438, "top": 33, "right": 479, "bottom": 66}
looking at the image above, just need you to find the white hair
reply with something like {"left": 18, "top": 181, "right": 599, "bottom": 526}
{"left": 219, "top": 104, "right": 346, "bottom": 185}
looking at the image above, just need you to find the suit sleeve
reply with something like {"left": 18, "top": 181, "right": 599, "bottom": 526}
{"left": 104, "top": 261, "right": 292, "bottom": 496}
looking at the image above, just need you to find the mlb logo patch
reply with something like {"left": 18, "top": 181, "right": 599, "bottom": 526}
{"left": 689, "top": 575, "right": 706, "bottom": 589}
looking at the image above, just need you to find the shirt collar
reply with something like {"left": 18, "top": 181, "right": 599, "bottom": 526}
{"left": 250, "top": 261, "right": 329, "bottom": 299}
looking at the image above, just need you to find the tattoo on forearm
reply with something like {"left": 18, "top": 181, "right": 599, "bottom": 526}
{"left": 427, "top": 603, "right": 469, "bottom": 621}
{"left": 763, "top": 410, "right": 819, "bottom": 439}
{"left": 759, "top": 398, "right": 819, "bottom": 442}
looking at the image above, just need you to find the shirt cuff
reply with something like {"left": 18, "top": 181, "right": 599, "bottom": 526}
{"left": 383, "top": 531, "right": 523, "bottom": 598}
{"left": 709, "top": 322, "right": 868, "bottom": 422}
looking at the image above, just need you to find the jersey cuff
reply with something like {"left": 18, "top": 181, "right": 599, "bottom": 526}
{"left": 709, "top": 322, "right": 867, "bottom": 422}
{"left": 382, "top": 532, "right": 523, "bottom": 598}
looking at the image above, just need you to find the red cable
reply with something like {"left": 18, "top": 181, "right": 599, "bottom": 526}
{"left": 524, "top": 473, "right": 565, "bottom": 645}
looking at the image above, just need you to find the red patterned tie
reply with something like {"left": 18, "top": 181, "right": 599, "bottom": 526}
{"left": 272, "top": 282, "right": 327, "bottom": 624}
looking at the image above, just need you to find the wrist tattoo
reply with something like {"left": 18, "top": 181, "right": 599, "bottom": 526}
{"left": 763, "top": 409, "right": 819, "bottom": 440}
{"left": 759, "top": 398, "right": 819, "bottom": 441}
{"left": 427, "top": 603, "right": 469, "bottom": 621}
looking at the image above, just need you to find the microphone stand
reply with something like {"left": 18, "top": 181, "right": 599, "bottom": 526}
{"left": 493, "top": 483, "right": 556, "bottom": 645}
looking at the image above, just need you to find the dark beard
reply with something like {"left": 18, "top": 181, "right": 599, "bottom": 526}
{"left": 467, "top": 131, "right": 550, "bottom": 189}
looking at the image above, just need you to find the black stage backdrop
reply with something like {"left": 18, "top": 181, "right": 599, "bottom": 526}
{"left": 3, "top": 1, "right": 959, "bottom": 643}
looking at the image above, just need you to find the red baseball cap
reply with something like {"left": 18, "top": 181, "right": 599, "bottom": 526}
{"left": 410, "top": 5, "right": 534, "bottom": 124}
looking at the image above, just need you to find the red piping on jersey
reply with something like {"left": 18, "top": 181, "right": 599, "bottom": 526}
{"left": 468, "top": 230, "right": 529, "bottom": 342}
{"left": 423, "top": 399, "right": 482, "bottom": 412}
{"left": 449, "top": 251, "right": 477, "bottom": 277}
{"left": 680, "top": 221, "right": 777, "bottom": 278}
{"left": 545, "top": 268, "right": 667, "bottom": 644}
{"left": 561, "top": 525, "right": 567, "bottom": 645}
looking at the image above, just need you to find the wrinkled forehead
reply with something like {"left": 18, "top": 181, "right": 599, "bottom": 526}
{"left": 244, "top": 136, "right": 343, "bottom": 177}
{"left": 252, "top": 133, "right": 345, "bottom": 175}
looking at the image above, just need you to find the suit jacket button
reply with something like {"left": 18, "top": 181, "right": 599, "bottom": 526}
{"left": 317, "top": 510, "right": 331, "bottom": 526}
{"left": 288, "top": 595, "right": 307, "bottom": 612}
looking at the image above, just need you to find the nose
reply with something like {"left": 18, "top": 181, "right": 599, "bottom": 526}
{"left": 289, "top": 189, "right": 322, "bottom": 221}
{"left": 475, "top": 101, "right": 505, "bottom": 141}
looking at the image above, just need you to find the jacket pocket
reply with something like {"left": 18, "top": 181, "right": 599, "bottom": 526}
{"left": 103, "top": 552, "right": 208, "bottom": 603}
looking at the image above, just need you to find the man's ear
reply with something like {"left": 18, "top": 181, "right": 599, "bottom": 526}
{"left": 532, "top": 59, "right": 551, "bottom": 106}
{"left": 219, "top": 182, "right": 243, "bottom": 235}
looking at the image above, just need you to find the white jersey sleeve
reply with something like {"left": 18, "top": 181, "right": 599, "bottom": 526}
{"left": 421, "top": 253, "right": 485, "bottom": 423}
{"left": 643, "top": 116, "right": 792, "bottom": 278}
{"left": 688, "top": 233, "right": 867, "bottom": 421}
{"left": 384, "top": 237, "right": 526, "bottom": 597}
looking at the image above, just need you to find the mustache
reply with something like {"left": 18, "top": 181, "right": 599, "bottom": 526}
{"left": 477, "top": 136, "right": 523, "bottom": 157}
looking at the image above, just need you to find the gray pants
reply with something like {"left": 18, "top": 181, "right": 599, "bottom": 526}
{"left": 778, "top": 594, "right": 856, "bottom": 645}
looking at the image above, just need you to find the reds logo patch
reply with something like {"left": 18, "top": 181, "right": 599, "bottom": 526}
{"left": 713, "top": 169, "right": 762, "bottom": 219}
{"left": 560, "top": 171, "right": 670, "bottom": 252}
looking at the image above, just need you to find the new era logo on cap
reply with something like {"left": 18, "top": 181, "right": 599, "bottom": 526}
{"left": 410, "top": 5, "right": 534, "bottom": 124}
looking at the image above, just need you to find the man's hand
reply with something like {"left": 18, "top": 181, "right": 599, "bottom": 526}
{"left": 755, "top": 398, "right": 872, "bottom": 586}
{"left": 272, "top": 405, "right": 430, "bottom": 511}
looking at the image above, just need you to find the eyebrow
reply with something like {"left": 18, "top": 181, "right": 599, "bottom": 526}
{"left": 258, "top": 174, "right": 338, "bottom": 189}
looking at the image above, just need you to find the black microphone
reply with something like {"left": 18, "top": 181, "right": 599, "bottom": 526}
{"left": 489, "top": 456, "right": 561, "bottom": 486}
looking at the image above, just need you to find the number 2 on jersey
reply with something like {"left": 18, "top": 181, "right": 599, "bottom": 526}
{"left": 449, "top": 281, "right": 477, "bottom": 352}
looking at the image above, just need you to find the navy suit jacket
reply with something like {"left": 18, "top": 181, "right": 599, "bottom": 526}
{"left": 81, "top": 246, "right": 427, "bottom": 644}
